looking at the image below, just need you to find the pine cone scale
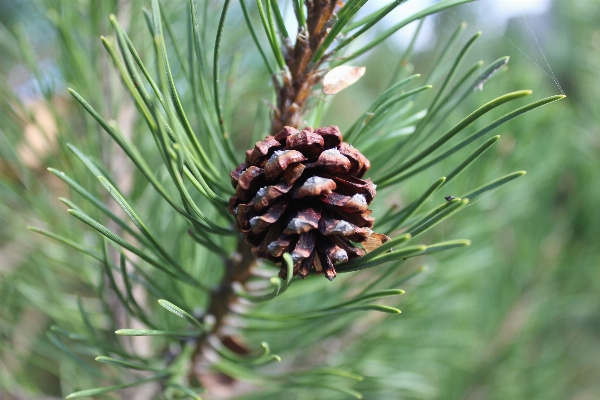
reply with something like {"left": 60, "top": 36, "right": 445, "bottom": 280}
{"left": 253, "top": 183, "right": 291, "bottom": 211}
{"left": 295, "top": 176, "right": 336, "bottom": 198}
{"left": 264, "top": 150, "right": 306, "bottom": 179}
{"left": 283, "top": 207, "right": 321, "bottom": 235}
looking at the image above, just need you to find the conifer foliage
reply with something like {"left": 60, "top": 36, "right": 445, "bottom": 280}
{"left": 0, "top": 0, "right": 564, "bottom": 398}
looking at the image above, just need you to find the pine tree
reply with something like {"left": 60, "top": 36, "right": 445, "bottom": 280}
{"left": 0, "top": 1, "right": 565, "bottom": 398}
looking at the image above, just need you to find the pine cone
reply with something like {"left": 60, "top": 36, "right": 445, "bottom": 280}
{"left": 229, "top": 126, "right": 388, "bottom": 281}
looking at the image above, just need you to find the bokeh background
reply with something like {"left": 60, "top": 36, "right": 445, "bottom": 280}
{"left": 1, "top": 0, "right": 598, "bottom": 399}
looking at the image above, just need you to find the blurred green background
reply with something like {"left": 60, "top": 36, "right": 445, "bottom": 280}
{"left": 1, "top": 0, "right": 598, "bottom": 399}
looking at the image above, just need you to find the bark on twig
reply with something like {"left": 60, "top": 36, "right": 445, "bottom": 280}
{"left": 191, "top": 239, "right": 256, "bottom": 377}
{"left": 271, "top": 0, "right": 338, "bottom": 134}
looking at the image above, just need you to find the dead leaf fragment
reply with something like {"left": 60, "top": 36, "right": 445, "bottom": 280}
{"left": 322, "top": 65, "right": 366, "bottom": 95}
{"left": 361, "top": 233, "right": 391, "bottom": 253}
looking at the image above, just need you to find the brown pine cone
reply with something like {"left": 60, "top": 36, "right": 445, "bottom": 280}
{"left": 229, "top": 126, "right": 388, "bottom": 281}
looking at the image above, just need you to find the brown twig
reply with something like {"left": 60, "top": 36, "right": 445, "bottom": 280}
{"left": 190, "top": 239, "right": 256, "bottom": 382}
{"left": 205, "top": 240, "right": 256, "bottom": 334}
{"left": 271, "top": 0, "right": 338, "bottom": 134}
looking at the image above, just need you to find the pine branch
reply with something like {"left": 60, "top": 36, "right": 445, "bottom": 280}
{"left": 0, "top": 1, "right": 569, "bottom": 399}
{"left": 271, "top": 0, "right": 338, "bottom": 133}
